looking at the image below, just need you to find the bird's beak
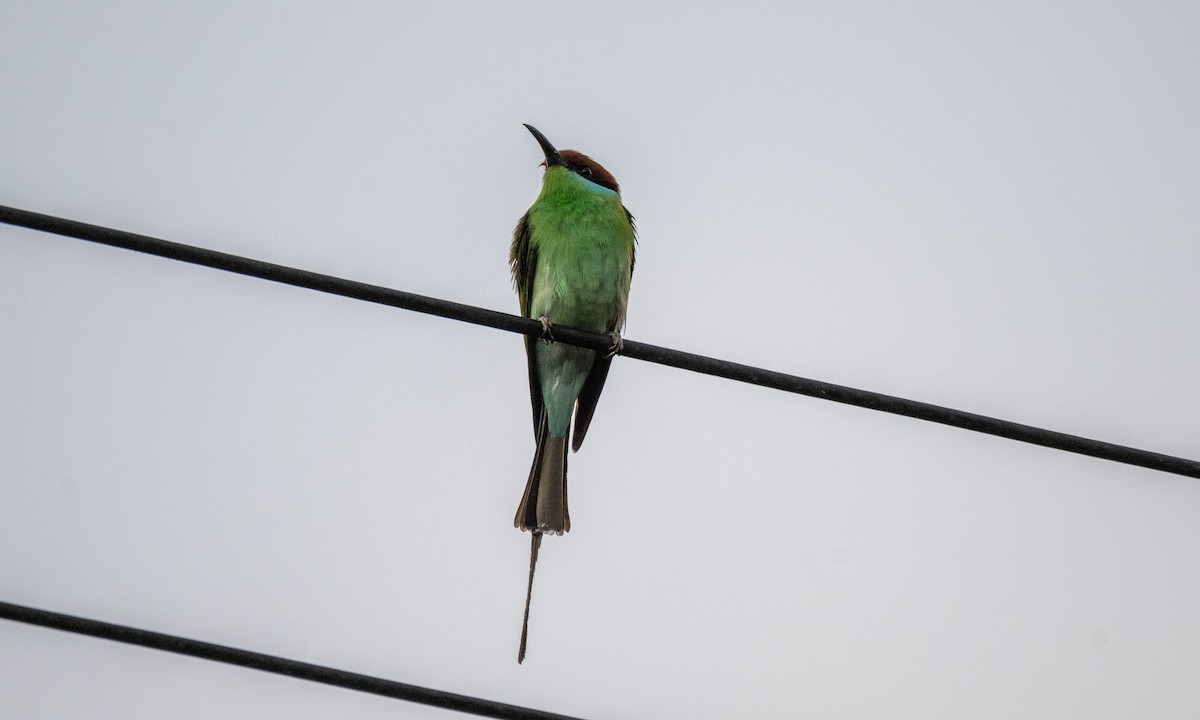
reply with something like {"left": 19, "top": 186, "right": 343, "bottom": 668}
{"left": 524, "top": 124, "right": 565, "bottom": 168}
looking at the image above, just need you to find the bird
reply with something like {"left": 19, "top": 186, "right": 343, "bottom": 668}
{"left": 510, "top": 124, "right": 636, "bottom": 663}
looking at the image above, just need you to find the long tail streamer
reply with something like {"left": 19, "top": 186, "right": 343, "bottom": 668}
{"left": 518, "top": 533, "right": 543, "bottom": 664}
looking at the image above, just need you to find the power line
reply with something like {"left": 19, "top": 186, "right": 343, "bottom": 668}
{"left": 2, "top": 202, "right": 1197, "bottom": 480}
{"left": 0, "top": 600, "right": 587, "bottom": 720}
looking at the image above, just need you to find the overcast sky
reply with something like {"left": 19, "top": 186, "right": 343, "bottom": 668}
{"left": 3, "top": 2, "right": 1199, "bottom": 718}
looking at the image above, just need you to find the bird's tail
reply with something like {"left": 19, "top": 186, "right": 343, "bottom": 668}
{"left": 514, "top": 414, "right": 570, "bottom": 534}
{"left": 515, "top": 415, "right": 568, "bottom": 663}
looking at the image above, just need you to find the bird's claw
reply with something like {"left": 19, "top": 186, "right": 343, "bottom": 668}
{"left": 538, "top": 316, "right": 555, "bottom": 344}
{"left": 605, "top": 331, "right": 624, "bottom": 358}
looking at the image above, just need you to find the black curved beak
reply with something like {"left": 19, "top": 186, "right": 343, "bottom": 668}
{"left": 523, "top": 124, "right": 565, "bottom": 168}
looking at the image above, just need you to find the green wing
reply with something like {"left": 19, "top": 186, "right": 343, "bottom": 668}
{"left": 509, "top": 212, "right": 543, "bottom": 437}
{"left": 571, "top": 208, "right": 636, "bottom": 452}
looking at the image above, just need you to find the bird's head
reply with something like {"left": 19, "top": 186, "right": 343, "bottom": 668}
{"left": 523, "top": 124, "right": 620, "bottom": 194}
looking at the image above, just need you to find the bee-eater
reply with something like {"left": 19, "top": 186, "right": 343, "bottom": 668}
{"left": 511, "top": 124, "right": 636, "bottom": 662}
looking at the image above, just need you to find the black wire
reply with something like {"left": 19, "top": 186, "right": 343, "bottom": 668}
{"left": 2, "top": 203, "right": 1197, "bottom": 479}
{"left": 0, "top": 600, "right": 587, "bottom": 720}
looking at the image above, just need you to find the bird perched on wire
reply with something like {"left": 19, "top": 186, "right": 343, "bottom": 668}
{"left": 510, "top": 124, "right": 636, "bottom": 663}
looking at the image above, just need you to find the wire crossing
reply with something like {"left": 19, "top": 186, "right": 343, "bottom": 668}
{"left": 2, "top": 202, "right": 1197, "bottom": 479}
{"left": 0, "top": 600, "right": 587, "bottom": 720}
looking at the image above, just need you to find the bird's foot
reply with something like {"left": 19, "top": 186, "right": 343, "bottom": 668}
{"left": 605, "top": 331, "right": 624, "bottom": 358}
{"left": 537, "top": 316, "right": 555, "bottom": 344}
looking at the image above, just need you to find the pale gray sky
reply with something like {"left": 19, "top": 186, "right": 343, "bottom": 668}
{"left": 2, "top": 2, "right": 1199, "bottom": 718}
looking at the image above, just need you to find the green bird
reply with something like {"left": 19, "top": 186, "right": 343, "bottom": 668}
{"left": 510, "top": 124, "right": 636, "bottom": 663}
